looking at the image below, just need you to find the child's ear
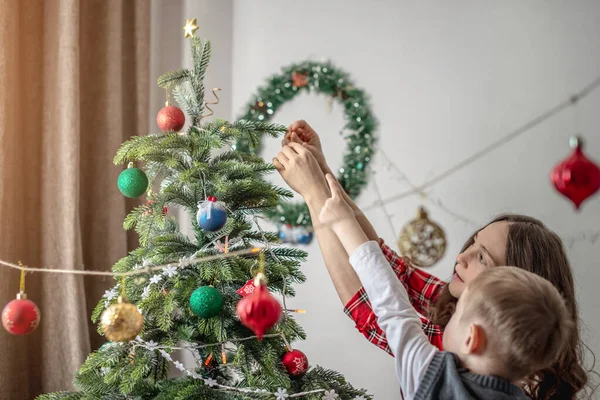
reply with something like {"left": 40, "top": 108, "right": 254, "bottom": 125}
{"left": 462, "top": 323, "right": 487, "bottom": 355}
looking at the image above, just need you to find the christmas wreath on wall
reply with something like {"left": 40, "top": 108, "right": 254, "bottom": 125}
{"left": 235, "top": 61, "right": 377, "bottom": 244}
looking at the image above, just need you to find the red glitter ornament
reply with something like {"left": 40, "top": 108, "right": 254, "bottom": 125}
{"left": 157, "top": 103, "right": 185, "bottom": 132}
{"left": 2, "top": 291, "right": 40, "bottom": 335}
{"left": 282, "top": 349, "right": 309, "bottom": 377}
{"left": 236, "top": 273, "right": 282, "bottom": 339}
{"left": 551, "top": 136, "right": 600, "bottom": 210}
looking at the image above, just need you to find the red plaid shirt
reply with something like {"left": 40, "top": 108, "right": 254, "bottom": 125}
{"left": 344, "top": 239, "right": 446, "bottom": 354}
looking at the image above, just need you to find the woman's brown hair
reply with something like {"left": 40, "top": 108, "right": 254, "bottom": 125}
{"left": 429, "top": 214, "right": 591, "bottom": 399}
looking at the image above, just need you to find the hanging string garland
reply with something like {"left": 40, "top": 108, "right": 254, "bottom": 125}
{"left": 235, "top": 60, "right": 377, "bottom": 231}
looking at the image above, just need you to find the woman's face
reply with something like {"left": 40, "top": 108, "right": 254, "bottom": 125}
{"left": 448, "top": 221, "right": 509, "bottom": 297}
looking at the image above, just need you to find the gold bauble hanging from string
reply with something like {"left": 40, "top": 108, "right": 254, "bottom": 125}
{"left": 398, "top": 206, "right": 446, "bottom": 267}
{"left": 100, "top": 296, "right": 143, "bottom": 342}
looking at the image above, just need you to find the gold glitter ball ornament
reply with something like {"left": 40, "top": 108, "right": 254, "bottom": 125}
{"left": 398, "top": 206, "right": 446, "bottom": 267}
{"left": 100, "top": 296, "right": 143, "bottom": 342}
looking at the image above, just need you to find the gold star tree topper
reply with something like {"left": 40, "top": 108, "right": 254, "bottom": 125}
{"left": 183, "top": 18, "right": 199, "bottom": 38}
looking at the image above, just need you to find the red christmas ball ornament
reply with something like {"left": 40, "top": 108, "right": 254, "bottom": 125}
{"left": 156, "top": 103, "right": 185, "bottom": 132}
{"left": 551, "top": 136, "right": 600, "bottom": 210}
{"left": 2, "top": 291, "right": 40, "bottom": 335}
{"left": 282, "top": 349, "right": 309, "bottom": 377}
{"left": 236, "top": 273, "right": 282, "bottom": 340}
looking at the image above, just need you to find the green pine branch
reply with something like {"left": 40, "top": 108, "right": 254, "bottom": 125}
{"left": 157, "top": 68, "right": 191, "bottom": 89}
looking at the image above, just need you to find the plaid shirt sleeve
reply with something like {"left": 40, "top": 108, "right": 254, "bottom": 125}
{"left": 343, "top": 239, "right": 446, "bottom": 354}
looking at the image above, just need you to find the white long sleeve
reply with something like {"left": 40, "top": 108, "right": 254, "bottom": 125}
{"left": 349, "top": 241, "right": 439, "bottom": 400}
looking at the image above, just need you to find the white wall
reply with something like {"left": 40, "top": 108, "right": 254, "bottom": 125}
{"left": 152, "top": 1, "right": 600, "bottom": 398}
{"left": 231, "top": 1, "right": 600, "bottom": 398}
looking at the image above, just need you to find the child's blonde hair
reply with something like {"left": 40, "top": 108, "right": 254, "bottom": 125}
{"left": 462, "top": 267, "right": 574, "bottom": 380}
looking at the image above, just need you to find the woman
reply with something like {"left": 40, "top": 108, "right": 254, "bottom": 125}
{"left": 273, "top": 120, "right": 590, "bottom": 399}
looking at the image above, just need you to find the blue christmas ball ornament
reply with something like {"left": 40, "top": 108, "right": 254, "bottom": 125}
{"left": 279, "top": 224, "right": 294, "bottom": 243}
{"left": 197, "top": 197, "right": 227, "bottom": 232}
{"left": 294, "top": 226, "right": 314, "bottom": 245}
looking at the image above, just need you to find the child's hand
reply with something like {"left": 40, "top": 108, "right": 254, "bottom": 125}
{"left": 319, "top": 174, "right": 355, "bottom": 232}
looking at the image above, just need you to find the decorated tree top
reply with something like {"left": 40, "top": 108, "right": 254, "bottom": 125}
{"left": 39, "top": 18, "right": 370, "bottom": 400}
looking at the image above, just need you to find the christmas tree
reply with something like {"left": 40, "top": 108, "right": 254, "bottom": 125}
{"left": 39, "top": 19, "right": 370, "bottom": 400}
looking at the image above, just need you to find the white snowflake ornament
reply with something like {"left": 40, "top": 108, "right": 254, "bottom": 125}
{"left": 145, "top": 340, "right": 158, "bottom": 351}
{"left": 104, "top": 287, "right": 118, "bottom": 301}
{"left": 149, "top": 275, "right": 162, "bottom": 285}
{"left": 173, "top": 361, "right": 185, "bottom": 371}
{"left": 159, "top": 349, "right": 170, "bottom": 358}
{"left": 162, "top": 265, "right": 178, "bottom": 278}
{"left": 205, "top": 377, "right": 218, "bottom": 387}
{"left": 275, "top": 388, "right": 289, "bottom": 399}
{"left": 141, "top": 285, "right": 151, "bottom": 300}
{"left": 322, "top": 390, "right": 338, "bottom": 400}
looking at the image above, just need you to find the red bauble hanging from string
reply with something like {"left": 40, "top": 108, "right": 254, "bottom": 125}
{"left": 2, "top": 271, "right": 40, "bottom": 336}
{"left": 551, "top": 136, "right": 600, "bottom": 210}
{"left": 157, "top": 101, "right": 185, "bottom": 132}
{"left": 236, "top": 272, "right": 282, "bottom": 340}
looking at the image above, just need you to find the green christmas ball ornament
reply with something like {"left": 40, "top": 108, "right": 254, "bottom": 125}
{"left": 189, "top": 286, "right": 223, "bottom": 318}
{"left": 118, "top": 162, "right": 149, "bottom": 198}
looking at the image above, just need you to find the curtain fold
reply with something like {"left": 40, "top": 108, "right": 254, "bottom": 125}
{"left": 0, "top": 1, "right": 150, "bottom": 398}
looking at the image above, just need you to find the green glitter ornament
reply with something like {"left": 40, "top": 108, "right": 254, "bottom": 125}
{"left": 189, "top": 286, "right": 223, "bottom": 318}
{"left": 118, "top": 162, "right": 149, "bottom": 198}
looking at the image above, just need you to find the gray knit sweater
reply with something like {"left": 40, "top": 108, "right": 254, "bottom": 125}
{"left": 414, "top": 352, "right": 529, "bottom": 400}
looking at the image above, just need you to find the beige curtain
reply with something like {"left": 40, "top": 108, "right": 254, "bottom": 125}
{"left": 0, "top": 0, "right": 150, "bottom": 398}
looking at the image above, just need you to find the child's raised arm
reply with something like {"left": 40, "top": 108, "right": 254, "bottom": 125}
{"left": 320, "top": 174, "right": 439, "bottom": 399}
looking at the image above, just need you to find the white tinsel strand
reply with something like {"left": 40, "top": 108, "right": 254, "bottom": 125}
{"left": 135, "top": 337, "right": 328, "bottom": 398}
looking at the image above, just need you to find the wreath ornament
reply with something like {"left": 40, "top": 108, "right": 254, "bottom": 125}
{"left": 235, "top": 61, "right": 377, "bottom": 243}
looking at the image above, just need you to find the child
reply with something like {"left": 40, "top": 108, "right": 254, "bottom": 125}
{"left": 318, "top": 173, "right": 574, "bottom": 400}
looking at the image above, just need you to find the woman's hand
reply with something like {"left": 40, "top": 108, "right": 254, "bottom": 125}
{"left": 319, "top": 174, "right": 356, "bottom": 233}
{"left": 282, "top": 120, "right": 322, "bottom": 151}
{"left": 282, "top": 120, "right": 329, "bottom": 172}
{"left": 273, "top": 142, "right": 329, "bottom": 201}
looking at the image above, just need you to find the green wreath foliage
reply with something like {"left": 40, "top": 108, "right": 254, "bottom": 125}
{"left": 235, "top": 60, "right": 377, "bottom": 227}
